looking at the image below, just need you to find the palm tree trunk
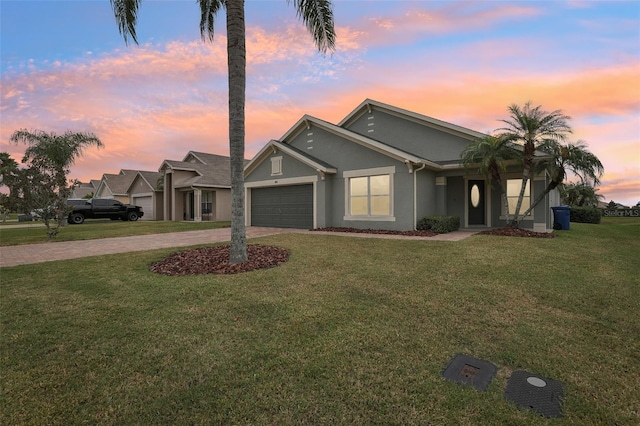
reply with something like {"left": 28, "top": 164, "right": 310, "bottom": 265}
{"left": 500, "top": 192, "right": 512, "bottom": 225}
{"left": 521, "top": 183, "right": 550, "bottom": 219}
{"left": 511, "top": 142, "right": 535, "bottom": 226}
{"left": 226, "top": 0, "right": 247, "bottom": 264}
{"left": 521, "top": 175, "right": 562, "bottom": 219}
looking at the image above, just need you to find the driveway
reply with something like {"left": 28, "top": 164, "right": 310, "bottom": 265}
{"left": 0, "top": 227, "right": 479, "bottom": 267}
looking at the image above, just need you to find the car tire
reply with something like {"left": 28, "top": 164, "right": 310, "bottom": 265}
{"left": 127, "top": 211, "right": 139, "bottom": 221}
{"left": 69, "top": 213, "right": 85, "bottom": 224}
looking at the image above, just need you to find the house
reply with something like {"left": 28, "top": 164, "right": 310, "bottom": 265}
{"left": 94, "top": 170, "right": 139, "bottom": 203}
{"left": 159, "top": 151, "right": 233, "bottom": 222}
{"left": 243, "top": 99, "right": 558, "bottom": 232}
{"left": 70, "top": 179, "right": 100, "bottom": 199}
{"left": 127, "top": 171, "right": 164, "bottom": 220}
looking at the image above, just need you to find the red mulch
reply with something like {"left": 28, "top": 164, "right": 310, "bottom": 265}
{"left": 314, "top": 227, "right": 438, "bottom": 237}
{"left": 478, "top": 227, "right": 556, "bottom": 238}
{"left": 151, "top": 227, "right": 554, "bottom": 276}
{"left": 150, "top": 244, "right": 289, "bottom": 276}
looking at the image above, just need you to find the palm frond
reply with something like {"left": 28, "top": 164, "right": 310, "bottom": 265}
{"left": 199, "top": 0, "right": 224, "bottom": 42}
{"left": 110, "top": 0, "right": 141, "bottom": 45}
{"left": 291, "top": 0, "right": 336, "bottom": 54}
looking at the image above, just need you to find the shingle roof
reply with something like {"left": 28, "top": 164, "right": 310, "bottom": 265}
{"left": 137, "top": 171, "right": 164, "bottom": 191}
{"left": 160, "top": 151, "right": 243, "bottom": 188}
{"left": 101, "top": 172, "right": 137, "bottom": 195}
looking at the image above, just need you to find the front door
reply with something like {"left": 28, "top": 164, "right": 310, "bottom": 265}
{"left": 468, "top": 180, "right": 485, "bottom": 226}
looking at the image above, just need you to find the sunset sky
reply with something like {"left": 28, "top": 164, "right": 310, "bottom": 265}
{"left": 1, "top": 0, "right": 639, "bottom": 206}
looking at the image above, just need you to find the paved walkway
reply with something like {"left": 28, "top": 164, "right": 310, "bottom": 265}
{"left": 0, "top": 227, "right": 479, "bottom": 267}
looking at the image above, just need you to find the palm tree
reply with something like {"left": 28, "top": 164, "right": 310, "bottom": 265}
{"left": 110, "top": 0, "right": 336, "bottom": 263}
{"left": 10, "top": 129, "right": 103, "bottom": 238}
{"left": 0, "top": 152, "right": 20, "bottom": 197}
{"left": 498, "top": 102, "right": 572, "bottom": 226}
{"left": 561, "top": 182, "right": 604, "bottom": 208}
{"left": 520, "top": 140, "right": 604, "bottom": 216}
{"left": 461, "top": 135, "right": 521, "bottom": 224}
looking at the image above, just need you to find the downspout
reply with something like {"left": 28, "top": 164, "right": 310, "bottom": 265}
{"left": 413, "top": 163, "right": 427, "bottom": 230}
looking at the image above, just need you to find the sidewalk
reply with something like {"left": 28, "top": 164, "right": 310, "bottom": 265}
{"left": 0, "top": 228, "right": 479, "bottom": 267}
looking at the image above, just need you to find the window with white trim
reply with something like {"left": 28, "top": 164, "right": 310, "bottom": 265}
{"left": 506, "top": 179, "right": 531, "bottom": 215}
{"left": 344, "top": 167, "right": 395, "bottom": 221}
{"left": 271, "top": 156, "right": 282, "bottom": 176}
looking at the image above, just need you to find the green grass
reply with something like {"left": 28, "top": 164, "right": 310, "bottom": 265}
{"left": 1, "top": 219, "right": 639, "bottom": 424}
{"left": 0, "top": 220, "right": 230, "bottom": 246}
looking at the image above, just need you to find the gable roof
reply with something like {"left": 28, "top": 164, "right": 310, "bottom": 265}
{"left": 280, "top": 114, "right": 443, "bottom": 170}
{"left": 246, "top": 99, "right": 554, "bottom": 177}
{"left": 244, "top": 139, "right": 338, "bottom": 176}
{"left": 71, "top": 180, "right": 99, "bottom": 198}
{"left": 96, "top": 171, "right": 137, "bottom": 196}
{"left": 339, "top": 99, "right": 487, "bottom": 141}
{"left": 126, "top": 171, "right": 164, "bottom": 193}
{"left": 159, "top": 151, "right": 236, "bottom": 188}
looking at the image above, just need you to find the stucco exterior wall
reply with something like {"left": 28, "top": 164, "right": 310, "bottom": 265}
{"left": 245, "top": 151, "right": 317, "bottom": 182}
{"left": 214, "top": 189, "right": 232, "bottom": 221}
{"left": 345, "top": 110, "right": 474, "bottom": 161}
{"left": 445, "top": 176, "right": 465, "bottom": 222}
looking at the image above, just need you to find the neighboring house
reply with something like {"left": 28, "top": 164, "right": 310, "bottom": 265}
{"left": 127, "top": 171, "right": 165, "bottom": 220}
{"left": 244, "top": 99, "right": 558, "bottom": 232}
{"left": 94, "top": 170, "right": 139, "bottom": 203}
{"left": 70, "top": 179, "right": 100, "bottom": 199}
{"left": 159, "top": 151, "right": 234, "bottom": 222}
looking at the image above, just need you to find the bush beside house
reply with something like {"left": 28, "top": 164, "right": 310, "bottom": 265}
{"left": 570, "top": 206, "right": 602, "bottom": 224}
{"left": 416, "top": 216, "right": 460, "bottom": 233}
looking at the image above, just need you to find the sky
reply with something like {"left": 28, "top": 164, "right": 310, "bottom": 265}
{"left": 1, "top": 0, "right": 639, "bottom": 206}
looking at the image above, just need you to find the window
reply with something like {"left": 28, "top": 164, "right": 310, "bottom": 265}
{"left": 271, "top": 156, "right": 282, "bottom": 176}
{"left": 506, "top": 179, "right": 530, "bottom": 214}
{"left": 344, "top": 167, "right": 394, "bottom": 220}
{"left": 202, "top": 191, "right": 212, "bottom": 214}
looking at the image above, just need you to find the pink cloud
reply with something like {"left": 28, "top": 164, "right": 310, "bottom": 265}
{"left": 347, "top": 2, "right": 541, "bottom": 46}
{"left": 1, "top": 6, "right": 637, "bottom": 206}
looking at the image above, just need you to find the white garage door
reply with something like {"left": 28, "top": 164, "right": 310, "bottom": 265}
{"left": 132, "top": 196, "right": 153, "bottom": 220}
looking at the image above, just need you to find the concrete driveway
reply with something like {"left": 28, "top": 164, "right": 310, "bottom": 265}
{"left": 0, "top": 227, "right": 479, "bottom": 267}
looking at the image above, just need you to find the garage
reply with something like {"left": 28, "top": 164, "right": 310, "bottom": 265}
{"left": 251, "top": 185, "right": 313, "bottom": 229}
{"left": 131, "top": 195, "right": 153, "bottom": 220}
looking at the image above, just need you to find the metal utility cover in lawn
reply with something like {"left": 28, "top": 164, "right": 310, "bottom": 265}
{"left": 504, "top": 370, "right": 564, "bottom": 418}
{"left": 441, "top": 354, "right": 497, "bottom": 391}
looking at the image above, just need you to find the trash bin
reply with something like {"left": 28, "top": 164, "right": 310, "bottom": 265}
{"left": 551, "top": 205, "right": 571, "bottom": 230}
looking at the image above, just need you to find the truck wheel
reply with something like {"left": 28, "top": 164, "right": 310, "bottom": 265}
{"left": 127, "top": 211, "right": 139, "bottom": 221}
{"left": 69, "top": 213, "right": 85, "bottom": 224}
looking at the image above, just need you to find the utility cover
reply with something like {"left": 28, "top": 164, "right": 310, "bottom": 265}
{"left": 504, "top": 370, "right": 564, "bottom": 418}
{"left": 441, "top": 354, "right": 497, "bottom": 391}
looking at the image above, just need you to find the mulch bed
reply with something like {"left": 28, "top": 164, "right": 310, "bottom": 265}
{"left": 478, "top": 227, "right": 556, "bottom": 238}
{"left": 150, "top": 244, "right": 289, "bottom": 276}
{"left": 314, "top": 227, "right": 438, "bottom": 237}
{"left": 151, "top": 227, "right": 554, "bottom": 276}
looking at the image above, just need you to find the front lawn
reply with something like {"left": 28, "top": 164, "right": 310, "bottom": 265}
{"left": 1, "top": 219, "right": 638, "bottom": 424}
{"left": 0, "top": 220, "right": 231, "bottom": 246}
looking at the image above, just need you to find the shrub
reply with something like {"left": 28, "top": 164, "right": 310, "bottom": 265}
{"left": 417, "top": 215, "right": 460, "bottom": 233}
{"left": 570, "top": 206, "right": 602, "bottom": 224}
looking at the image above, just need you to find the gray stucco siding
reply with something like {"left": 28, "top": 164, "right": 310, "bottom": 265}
{"left": 415, "top": 170, "right": 437, "bottom": 220}
{"left": 245, "top": 150, "right": 318, "bottom": 183}
{"left": 289, "top": 125, "right": 407, "bottom": 172}
{"left": 345, "top": 110, "right": 474, "bottom": 162}
{"left": 445, "top": 176, "right": 466, "bottom": 223}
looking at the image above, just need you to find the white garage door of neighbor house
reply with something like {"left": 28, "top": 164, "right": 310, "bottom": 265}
{"left": 132, "top": 196, "right": 153, "bottom": 220}
{"left": 251, "top": 185, "right": 313, "bottom": 229}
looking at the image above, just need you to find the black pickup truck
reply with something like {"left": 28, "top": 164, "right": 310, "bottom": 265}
{"left": 67, "top": 198, "right": 144, "bottom": 224}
